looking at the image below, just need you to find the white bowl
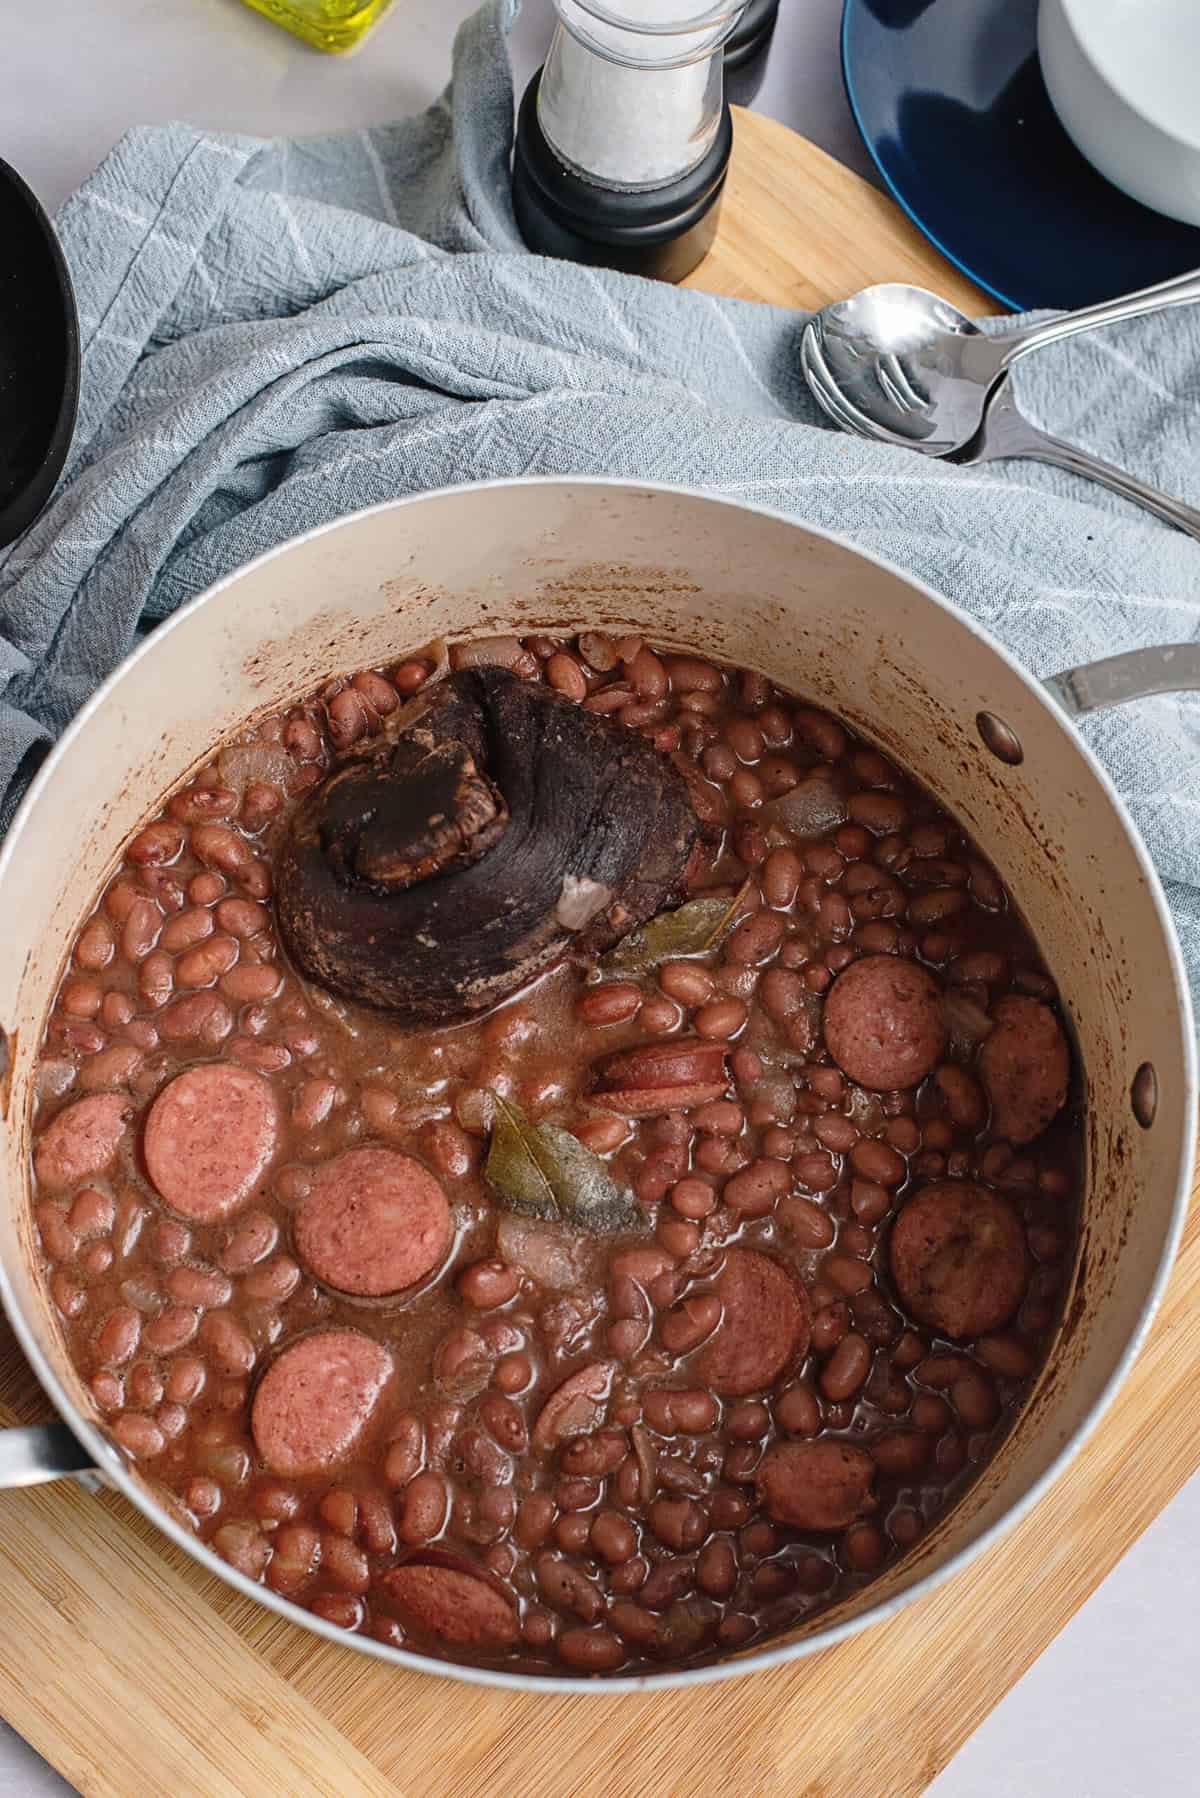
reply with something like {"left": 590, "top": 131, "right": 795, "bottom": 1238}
{"left": 1039, "top": 0, "right": 1200, "bottom": 227}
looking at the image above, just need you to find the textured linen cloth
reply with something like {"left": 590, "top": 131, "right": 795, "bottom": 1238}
{"left": 1, "top": 0, "right": 1198, "bottom": 996}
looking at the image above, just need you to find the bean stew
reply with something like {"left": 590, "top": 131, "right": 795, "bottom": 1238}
{"left": 29, "top": 631, "right": 1080, "bottom": 1676}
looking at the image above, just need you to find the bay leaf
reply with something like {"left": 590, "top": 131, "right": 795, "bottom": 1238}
{"left": 485, "top": 1095, "right": 641, "bottom": 1234}
{"left": 601, "top": 879, "right": 752, "bottom": 976}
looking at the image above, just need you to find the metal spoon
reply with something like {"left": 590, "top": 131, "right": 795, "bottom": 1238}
{"left": 803, "top": 326, "right": 1200, "bottom": 540}
{"left": 801, "top": 267, "right": 1200, "bottom": 458}
{"left": 951, "top": 378, "right": 1200, "bottom": 542}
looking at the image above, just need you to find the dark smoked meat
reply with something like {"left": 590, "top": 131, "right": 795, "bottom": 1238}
{"left": 274, "top": 668, "right": 701, "bottom": 1025}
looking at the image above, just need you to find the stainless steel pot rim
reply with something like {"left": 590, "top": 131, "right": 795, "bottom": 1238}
{"left": 1, "top": 476, "right": 1193, "bottom": 1692}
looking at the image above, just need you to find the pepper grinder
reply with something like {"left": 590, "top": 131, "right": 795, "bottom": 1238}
{"left": 513, "top": 0, "right": 747, "bottom": 283}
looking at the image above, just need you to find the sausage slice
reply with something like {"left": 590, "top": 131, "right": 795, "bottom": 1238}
{"left": 978, "top": 995, "right": 1070, "bottom": 1143}
{"left": 822, "top": 955, "right": 945, "bottom": 1091}
{"left": 294, "top": 1147, "right": 451, "bottom": 1297}
{"left": 756, "top": 1440, "right": 875, "bottom": 1530}
{"left": 34, "top": 1094, "right": 131, "bottom": 1192}
{"left": 889, "top": 1181, "right": 1029, "bottom": 1339}
{"left": 383, "top": 1559, "right": 519, "bottom": 1648}
{"left": 144, "top": 1064, "right": 278, "bottom": 1222}
{"left": 697, "top": 1249, "right": 810, "bottom": 1398}
{"left": 251, "top": 1328, "right": 393, "bottom": 1477}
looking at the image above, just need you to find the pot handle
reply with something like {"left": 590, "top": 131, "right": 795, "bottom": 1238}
{"left": 1044, "top": 644, "right": 1200, "bottom": 717}
{"left": 0, "top": 1421, "right": 96, "bottom": 1489}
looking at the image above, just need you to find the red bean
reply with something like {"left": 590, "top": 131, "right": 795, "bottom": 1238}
{"left": 399, "top": 1471, "right": 449, "bottom": 1545}
{"left": 114, "top": 1414, "right": 166, "bottom": 1460}
{"left": 926, "top": 1070, "right": 982, "bottom": 1139}
{"left": 198, "top": 1311, "right": 256, "bottom": 1376}
{"left": 573, "top": 1114, "right": 628, "bottom": 1155}
{"left": 826, "top": 1255, "right": 875, "bottom": 1296}
{"left": 761, "top": 849, "right": 803, "bottom": 911}
{"left": 724, "top": 716, "right": 764, "bottom": 762}
{"left": 882, "top": 1118, "right": 919, "bottom": 1157}
{"left": 724, "top": 1158, "right": 791, "bottom": 1217}
{"left": 794, "top": 1152, "right": 838, "bottom": 1193}
{"left": 633, "top": 995, "right": 682, "bottom": 1039}
{"left": 725, "top": 913, "right": 782, "bottom": 969}
{"left": 872, "top": 1432, "right": 929, "bottom": 1475}
{"left": 242, "top": 1255, "right": 301, "bottom": 1303}
{"left": 821, "top": 1333, "right": 872, "bottom": 1400}
{"left": 162, "top": 1357, "right": 205, "bottom": 1406}
{"left": 811, "top": 1302, "right": 849, "bottom": 1354}
{"left": 325, "top": 688, "right": 370, "bottom": 750}
{"left": 665, "top": 1178, "right": 712, "bottom": 1221}
{"left": 169, "top": 784, "right": 238, "bottom": 824}
{"left": 557, "top": 1627, "right": 625, "bottom": 1672}
{"left": 693, "top": 1100, "right": 743, "bottom": 1138}
{"left": 141, "top": 868, "right": 186, "bottom": 914}
{"left": 221, "top": 964, "right": 283, "bottom": 1004}
{"left": 850, "top": 1139, "right": 907, "bottom": 1186}
{"left": 952, "top": 1370, "right": 999, "bottom": 1428}
{"left": 778, "top": 1194, "right": 836, "bottom": 1249}
{"left": 211, "top": 899, "right": 263, "bottom": 940}
{"left": 912, "top": 1394, "right": 951, "bottom": 1433}
{"left": 649, "top": 1497, "right": 707, "bottom": 1551}
{"left": 794, "top": 706, "right": 846, "bottom": 760}
{"left": 64, "top": 1187, "right": 112, "bottom": 1239}
{"left": 346, "top": 669, "right": 398, "bottom": 719}
{"left": 126, "top": 820, "right": 185, "bottom": 866}
{"left": 976, "top": 1334, "right": 1035, "bottom": 1378}
{"left": 177, "top": 934, "right": 239, "bottom": 988}
{"left": 575, "top": 983, "right": 642, "bottom": 1027}
{"left": 379, "top": 1419, "right": 424, "bottom": 1492}
{"left": 319, "top": 1487, "right": 357, "bottom": 1536}
{"left": 143, "top": 1306, "right": 200, "bottom": 1354}
{"left": 910, "top": 888, "right": 969, "bottom": 926}
{"left": 74, "top": 916, "right": 117, "bottom": 971}
{"left": 97, "top": 1307, "right": 141, "bottom": 1366}
{"left": 720, "top": 1402, "right": 763, "bottom": 1444}
{"left": 844, "top": 1522, "right": 887, "bottom": 1572}
{"left": 732, "top": 816, "right": 767, "bottom": 860}
{"left": 121, "top": 897, "right": 162, "bottom": 963}
{"left": 813, "top": 1113, "right": 857, "bottom": 1153}
{"left": 457, "top": 1260, "right": 520, "bottom": 1308}
{"left": 775, "top": 1383, "right": 821, "bottom": 1436}
{"left": 158, "top": 992, "right": 233, "bottom": 1045}
{"left": 384, "top": 661, "right": 433, "bottom": 703}
{"left": 694, "top": 997, "right": 746, "bottom": 1040}
{"left": 545, "top": 652, "right": 588, "bottom": 701}
{"left": 848, "top": 791, "right": 908, "bottom": 835}
{"left": 494, "top": 1353, "right": 532, "bottom": 1394}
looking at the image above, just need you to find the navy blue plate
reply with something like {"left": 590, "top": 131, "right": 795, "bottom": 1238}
{"left": 841, "top": 0, "right": 1200, "bottom": 312}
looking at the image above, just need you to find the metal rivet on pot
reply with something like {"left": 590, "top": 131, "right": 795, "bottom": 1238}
{"left": 976, "top": 712, "right": 1024, "bottom": 766}
{"left": 1131, "top": 1061, "right": 1158, "bottom": 1130}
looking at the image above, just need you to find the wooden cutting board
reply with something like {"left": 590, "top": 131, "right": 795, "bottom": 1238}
{"left": 1, "top": 109, "right": 1195, "bottom": 1798}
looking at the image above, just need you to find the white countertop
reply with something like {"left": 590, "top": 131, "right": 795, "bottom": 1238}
{"left": 2, "top": 3, "right": 1197, "bottom": 1792}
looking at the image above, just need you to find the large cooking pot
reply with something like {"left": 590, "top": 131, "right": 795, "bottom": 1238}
{"left": 0, "top": 480, "right": 1194, "bottom": 1689}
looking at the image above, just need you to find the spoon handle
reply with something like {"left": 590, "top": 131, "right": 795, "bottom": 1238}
{"left": 964, "top": 386, "right": 1200, "bottom": 541}
{"left": 993, "top": 267, "right": 1200, "bottom": 370}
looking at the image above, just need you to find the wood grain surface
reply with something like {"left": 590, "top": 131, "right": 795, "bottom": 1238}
{"left": 0, "top": 108, "right": 1192, "bottom": 1798}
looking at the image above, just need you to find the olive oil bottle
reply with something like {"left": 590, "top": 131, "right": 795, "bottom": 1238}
{"left": 239, "top": 0, "right": 396, "bottom": 53}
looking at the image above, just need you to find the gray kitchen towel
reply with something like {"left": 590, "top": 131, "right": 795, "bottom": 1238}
{"left": 1, "top": 0, "right": 1198, "bottom": 996}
